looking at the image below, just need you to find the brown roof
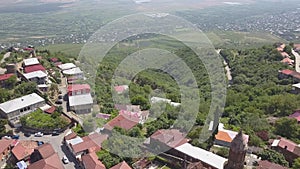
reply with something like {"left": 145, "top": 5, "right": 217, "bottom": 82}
{"left": 64, "top": 130, "right": 77, "bottom": 141}
{"left": 257, "top": 160, "right": 288, "bottom": 169}
{"left": 35, "top": 143, "right": 55, "bottom": 159}
{"left": 28, "top": 153, "right": 64, "bottom": 169}
{"left": 12, "top": 140, "right": 38, "bottom": 160}
{"left": 82, "top": 152, "right": 106, "bottom": 169}
{"left": 104, "top": 114, "right": 139, "bottom": 131}
{"left": 0, "top": 139, "right": 13, "bottom": 153}
{"left": 150, "top": 129, "right": 189, "bottom": 148}
{"left": 110, "top": 161, "right": 132, "bottom": 169}
{"left": 72, "top": 133, "right": 108, "bottom": 154}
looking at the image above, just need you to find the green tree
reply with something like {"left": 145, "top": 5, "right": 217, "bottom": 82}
{"left": 15, "top": 82, "right": 37, "bottom": 96}
{"left": 258, "top": 149, "right": 289, "bottom": 167}
{"left": 0, "top": 88, "right": 11, "bottom": 103}
{"left": 292, "top": 157, "right": 300, "bottom": 169}
{"left": 275, "top": 118, "right": 299, "bottom": 140}
{"left": 96, "top": 150, "right": 121, "bottom": 168}
{"left": 4, "top": 75, "right": 17, "bottom": 89}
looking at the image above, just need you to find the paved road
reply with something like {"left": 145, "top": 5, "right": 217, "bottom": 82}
{"left": 216, "top": 49, "right": 232, "bottom": 81}
{"left": 292, "top": 49, "right": 300, "bottom": 73}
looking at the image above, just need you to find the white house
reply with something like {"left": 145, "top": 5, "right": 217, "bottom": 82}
{"left": 68, "top": 93, "right": 93, "bottom": 114}
{"left": 174, "top": 143, "right": 227, "bottom": 169}
{"left": 58, "top": 63, "right": 76, "bottom": 71}
{"left": 150, "top": 97, "right": 181, "bottom": 107}
{"left": 23, "top": 70, "right": 47, "bottom": 84}
{"left": 0, "top": 93, "right": 45, "bottom": 127}
{"left": 23, "top": 58, "right": 39, "bottom": 67}
{"left": 63, "top": 67, "right": 84, "bottom": 79}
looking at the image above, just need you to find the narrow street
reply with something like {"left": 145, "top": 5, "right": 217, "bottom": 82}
{"left": 216, "top": 49, "right": 232, "bottom": 81}
{"left": 15, "top": 129, "right": 80, "bottom": 169}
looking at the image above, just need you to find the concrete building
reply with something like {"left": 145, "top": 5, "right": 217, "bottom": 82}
{"left": 23, "top": 70, "right": 47, "bottom": 84}
{"left": 69, "top": 93, "right": 93, "bottom": 114}
{"left": 0, "top": 93, "right": 45, "bottom": 127}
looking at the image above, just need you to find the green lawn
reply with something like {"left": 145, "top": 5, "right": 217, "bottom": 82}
{"left": 37, "top": 44, "right": 83, "bottom": 58}
{"left": 20, "top": 109, "right": 69, "bottom": 130}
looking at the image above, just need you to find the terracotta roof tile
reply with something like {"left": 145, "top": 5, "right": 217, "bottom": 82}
{"left": 110, "top": 161, "right": 132, "bottom": 169}
{"left": 82, "top": 152, "right": 106, "bottom": 169}
{"left": 104, "top": 114, "right": 139, "bottom": 131}
{"left": 12, "top": 140, "right": 38, "bottom": 160}
{"left": 0, "top": 73, "right": 14, "bottom": 81}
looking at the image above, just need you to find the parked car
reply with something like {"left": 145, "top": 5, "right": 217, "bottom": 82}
{"left": 62, "top": 155, "right": 69, "bottom": 164}
{"left": 3, "top": 136, "right": 11, "bottom": 140}
{"left": 34, "top": 132, "right": 43, "bottom": 137}
{"left": 24, "top": 133, "right": 31, "bottom": 137}
{"left": 55, "top": 100, "right": 63, "bottom": 104}
{"left": 37, "top": 141, "right": 44, "bottom": 146}
{"left": 52, "top": 131, "right": 59, "bottom": 136}
{"left": 12, "top": 135, "right": 20, "bottom": 139}
{"left": 58, "top": 95, "right": 63, "bottom": 99}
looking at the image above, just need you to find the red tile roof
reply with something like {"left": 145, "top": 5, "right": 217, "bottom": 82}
{"left": 28, "top": 153, "right": 64, "bottom": 169}
{"left": 114, "top": 85, "right": 129, "bottom": 93}
{"left": 67, "top": 84, "right": 90, "bottom": 92}
{"left": 50, "top": 58, "right": 58, "bottom": 63}
{"left": 277, "top": 138, "right": 297, "bottom": 152}
{"left": 257, "top": 160, "right": 288, "bottom": 169}
{"left": 12, "top": 140, "right": 38, "bottom": 161}
{"left": 0, "top": 73, "right": 14, "bottom": 81}
{"left": 104, "top": 114, "right": 139, "bottom": 131}
{"left": 82, "top": 152, "right": 106, "bottom": 169}
{"left": 72, "top": 133, "right": 108, "bottom": 154}
{"left": 24, "top": 64, "right": 46, "bottom": 73}
{"left": 281, "top": 58, "right": 294, "bottom": 65}
{"left": 280, "top": 69, "right": 294, "bottom": 75}
{"left": 150, "top": 129, "right": 189, "bottom": 148}
{"left": 64, "top": 131, "right": 77, "bottom": 141}
{"left": 289, "top": 111, "right": 300, "bottom": 122}
{"left": 35, "top": 143, "right": 55, "bottom": 159}
{"left": 0, "top": 139, "right": 13, "bottom": 154}
{"left": 44, "top": 106, "right": 56, "bottom": 114}
{"left": 110, "top": 161, "right": 132, "bottom": 169}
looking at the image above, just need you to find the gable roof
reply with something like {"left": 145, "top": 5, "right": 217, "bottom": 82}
{"left": 0, "top": 73, "right": 14, "bottom": 81}
{"left": 68, "top": 93, "right": 93, "bottom": 107}
{"left": 28, "top": 153, "right": 64, "bottom": 169}
{"left": 64, "top": 130, "right": 77, "bottom": 141}
{"left": 0, "top": 139, "right": 13, "bottom": 153}
{"left": 63, "top": 67, "right": 83, "bottom": 75}
{"left": 58, "top": 63, "right": 76, "bottom": 70}
{"left": 71, "top": 133, "right": 108, "bottom": 154}
{"left": 280, "top": 69, "right": 294, "bottom": 75}
{"left": 35, "top": 143, "right": 55, "bottom": 159}
{"left": 272, "top": 138, "right": 297, "bottom": 152}
{"left": 104, "top": 114, "right": 139, "bottom": 131}
{"left": 12, "top": 140, "right": 38, "bottom": 160}
{"left": 289, "top": 111, "right": 300, "bottom": 122}
{"left": 67, "top": 84, "right": 90, "bottom": 92}
{"left": 24, "top": 64, "right": 46, "bottom": 73}
{"left": 23, "top": 58, "right": 39, "bottom": 67}
{"left": 0, "top": 93, "right": 44, "bottom": 114}
{"left": 110, "top": 161, "right": 132, "bottom": 169}
{"left": 175, "top": 143, "right": 227, "bottom": 169}
{"left": 23, "top": 70, "right": 47, "bottom": 80}
{"left": 150, "top": 129, "right": 189, "bottom": 148}
{"left": 215, "top": 124, "right": 249, "bottom": 144}
{"left": 82, "top": 152, "right": 106, "bottom": 169}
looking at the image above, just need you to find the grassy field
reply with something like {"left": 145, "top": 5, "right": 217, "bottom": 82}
{"left": 205, "top": 31, "right": 286, "bottom": 48}
{"left": 37, "top": 43, "right": 83, "bottom": 57}
{"left": 36, "top": 31, "right": 286, "bottom": 57}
